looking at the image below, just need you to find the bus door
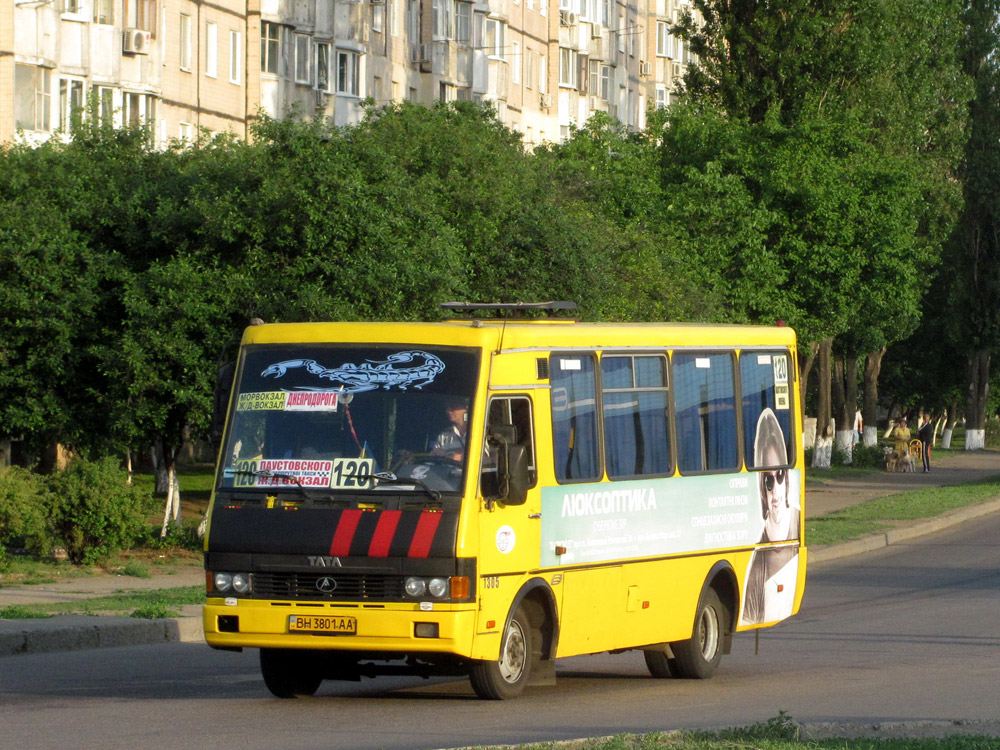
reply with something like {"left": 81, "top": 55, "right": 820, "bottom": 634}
{"left": 476, "top": 395, "right": 540, "bottom": 628}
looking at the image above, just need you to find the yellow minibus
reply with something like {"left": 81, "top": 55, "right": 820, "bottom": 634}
{"left": 203, "top": 302, "right": 805, "bottom": 699}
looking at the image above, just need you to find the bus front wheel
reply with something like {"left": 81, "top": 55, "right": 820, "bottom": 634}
{"left": 260, "top": 648, "right": 323, "bottom": 698}
{"left": 469, "top": 605, "right": 535, "bottom": 699}
{"left": 670, "top": 588, "right": 727, "bottom": 679}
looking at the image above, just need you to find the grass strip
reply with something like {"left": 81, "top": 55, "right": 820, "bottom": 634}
{"left": 807, "top": 477, "right": 1000, "bottom": 546}
{"left": 0, "top": 585, "right": 203, "bottom": 619}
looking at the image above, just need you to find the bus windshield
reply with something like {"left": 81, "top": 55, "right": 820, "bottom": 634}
{"left": 219, "top": 344, "right": 480, "bottom": 495}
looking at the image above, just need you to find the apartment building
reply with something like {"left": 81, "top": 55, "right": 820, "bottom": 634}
{"left": 0, "top": 0, "right": 694, "bottom": 147}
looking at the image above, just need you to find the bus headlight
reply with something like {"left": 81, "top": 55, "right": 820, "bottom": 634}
{"left": 428, "top": 578, "right": 449, "bottom": 598}
{"left": 231, "top": 573, "right": 252, "bottom": 593}
{"left": 214, "top": 572, "right": 233, "bottom": 593}
{"left": 405, "top": 577, "right": 427, "bottom": 597}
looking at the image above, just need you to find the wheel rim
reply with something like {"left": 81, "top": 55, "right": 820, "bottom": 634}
{"left": 697, "top": 605, "right": 720, "bottom": 660}
{"left": 498, "top": 618, "right": 527, "bottom": 683}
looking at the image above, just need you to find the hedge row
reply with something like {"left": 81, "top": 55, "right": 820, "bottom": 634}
{"left": 0, "top": 457, "right": 152, "bottom": 566}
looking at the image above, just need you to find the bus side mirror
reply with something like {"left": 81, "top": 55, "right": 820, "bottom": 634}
{"left": 482, "top": 425, "right": 529, "bottom": 506}
{"left": 500, "top": 444, "right": 529, "bottom": 506}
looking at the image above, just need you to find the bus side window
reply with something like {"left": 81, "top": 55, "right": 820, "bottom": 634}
{"left": 551, "top": 355, "right": 600, "bottom": 483}
{"left": 740, "top": 350, "right": 795, "bottom": 469}
{"left": 673, "top": 352, "right": 739, "bottom": 473}
{"left": 602, "top": 354, "right": 671, "bottom": 478}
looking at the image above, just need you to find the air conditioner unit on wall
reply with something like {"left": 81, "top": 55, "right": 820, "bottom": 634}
{"left": 123, "top": 28, "right": 151, "bottom": 54}
{"left": 640, "top": 60, "right": 653, "bottom": 76}
{"left": 559, "top": 10, "right": 577, "bottom": 26}
{"left": 540, "top": 93, "right": 553, "bottom": 108}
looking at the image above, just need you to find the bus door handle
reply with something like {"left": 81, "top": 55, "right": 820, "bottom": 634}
{"left": 528, "top": 513, "right": 541, "bottom": 519}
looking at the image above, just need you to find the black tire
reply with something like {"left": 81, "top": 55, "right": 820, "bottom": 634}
{"left": 670, "top": 587, "right": 728, "bottom": 679}
{"left": 469, "top": 605, "right": 535, "bottom": 699}
{"left": 643, "top": 649, "right": 675, "bottom": 679}
{"left": 259, "top": 648, "right": 323, "bottom": 698}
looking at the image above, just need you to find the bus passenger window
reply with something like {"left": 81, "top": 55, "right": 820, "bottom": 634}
{"left": 673, "top": 352, "right": 739, "bottom": 473}
{"left": 741, "top": 350, "right": 795, "bottom": 468}
{"left": 601, "top": 355, "right": 671, "bottom": 478}
{"left": 551, "top": 355, "right": 600, "bottom": 482}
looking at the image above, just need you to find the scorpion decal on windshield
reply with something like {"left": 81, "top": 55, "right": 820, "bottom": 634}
{"left": 261, "top": 351, "right": 446, "bottom": 393}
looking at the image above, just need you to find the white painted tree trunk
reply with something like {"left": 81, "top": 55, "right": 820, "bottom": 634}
{"left": 159, "top": 463, "right": 181, "bottom": 537}
{"left": 863, "top": 425, "right": 879, "bottom": 447}
{"left": 941, "top": 427, "right": 953, "bottom": 449}
{"left": 966, "top": 428, "right": 985, "bottom": 450}
{"left": 835, "top": 429, "right": 854, "bottom": 464}
{"left": 811, "top": 435, "right": 833, "bottom": 468}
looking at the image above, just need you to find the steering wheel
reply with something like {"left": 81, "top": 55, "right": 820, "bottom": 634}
{"left": 391, "top": 452, "right": 462, "bottom": 472}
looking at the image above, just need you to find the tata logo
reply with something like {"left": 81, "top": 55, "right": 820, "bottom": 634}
{"left": 308, "top": 556, "right": 343, "bottom": 567}
{"left": 316, "top": 577, "right": 337, "bottom": 593}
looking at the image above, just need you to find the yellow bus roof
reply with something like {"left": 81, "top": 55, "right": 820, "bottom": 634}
{"left": 240, "top": 320, "right": 797, "bottom": 351}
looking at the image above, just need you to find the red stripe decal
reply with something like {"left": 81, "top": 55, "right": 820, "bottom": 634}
{"left": 408, "top": 511, "right": 443, "bottom": 558}
{"left": 330, "top": 509, "right": 362, "bottom": 556}
{"left": 368, "top": 510, "right": 402, "bottom": 557}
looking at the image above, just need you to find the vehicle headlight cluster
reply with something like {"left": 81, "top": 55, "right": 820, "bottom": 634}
{"left": 405, "top": 576, "right": 450, "bottom": 599}
{"left": 213, "top": 572, "right": 252, "bottom": 594}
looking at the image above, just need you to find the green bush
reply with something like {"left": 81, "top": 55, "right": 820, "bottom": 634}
{"left": 0, "top": 466, "right": 53, "bottom": 564}
{"left": 985, "top": 417, "right": 1000, "bottom": 449}
{"left": 46, "top": 457, "right": 153, "bottom": 565}
{"left": 850, "top": 442, "right": 887, "bottom": 469}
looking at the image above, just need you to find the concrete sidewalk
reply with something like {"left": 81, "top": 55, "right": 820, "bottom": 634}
{"left": 2, "top": 449, "right": 999, "bottom": 657}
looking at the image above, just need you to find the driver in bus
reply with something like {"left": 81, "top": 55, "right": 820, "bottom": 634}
{"left": 431, "top": 397, "right": 469, "bottom": 462}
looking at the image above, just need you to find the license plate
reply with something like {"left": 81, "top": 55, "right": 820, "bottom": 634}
{"left": 288, "top": 614, "right": 357, "bottom": 635}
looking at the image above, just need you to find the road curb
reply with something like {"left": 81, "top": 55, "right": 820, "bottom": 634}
{"left": 810, "top": 495, "right": 1000, "bottom": 564}
{"left": 0, "top": 613, "right": 204, "bottom": 658}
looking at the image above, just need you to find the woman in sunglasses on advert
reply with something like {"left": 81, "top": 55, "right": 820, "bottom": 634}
{"left": 741, "top": 408, "right": 800, "bottom": 626}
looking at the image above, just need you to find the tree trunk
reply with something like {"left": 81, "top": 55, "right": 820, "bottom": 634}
{"left": 941, "top": 397, "right": 960, "bottom": 449}
{"left": 965, "top": 347, "right": 990, "bottom": 450}
{"left": 0, "top": 439, "right": 10, "bottom": 469}
{"left": 159, "top": 443, "right": 182, "bottom": 537}
{"left": 862, "top": 347, "right": 885, "bottom": 447}
{"left": 151, "top": 445, "right": 170, "bottom": 494}
{"left": 832, "top": 353, "right": 851, "bottom": 463}
{"left": 798, "top": 342, "right": 820, "bottom": 417}
{"left": 811, "top": 337, "right": 833, "bottom": 468}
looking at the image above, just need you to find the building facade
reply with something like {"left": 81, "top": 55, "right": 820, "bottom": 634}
{"left": 0, "top": 0, "right": 695, "bottom": 147}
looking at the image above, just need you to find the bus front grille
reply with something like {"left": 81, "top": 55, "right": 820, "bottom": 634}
{"left": 253, "top": 572, "right": 404, "bottom": 601}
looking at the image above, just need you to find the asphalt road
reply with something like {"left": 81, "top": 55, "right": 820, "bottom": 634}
{"left": 1, "top": 513, "right": 998, "bottom": 750}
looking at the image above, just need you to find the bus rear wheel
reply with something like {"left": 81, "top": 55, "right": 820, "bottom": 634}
{"left": 670, "top": 588, "right": 727, "bottom": 679}
{"left": 260, "top": 648, "right": 323, "bottom": 698}
{"left": 469, "top": 604, "right": 535, "bottom": 699}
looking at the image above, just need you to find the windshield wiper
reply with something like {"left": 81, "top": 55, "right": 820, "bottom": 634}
{"left": 355, "top": 471, "right": 442, "bottom": 501}
{"left": 225, "top": 469, "right": 310, "bottom": 499}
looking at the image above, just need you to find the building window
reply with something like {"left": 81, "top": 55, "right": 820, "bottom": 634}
{"left": 125, "top": 0, "right": 157, "bottom": 33}
{"left": 179, "top": 14, "right": 192, "bottom": 71}
{"left": 261, "top": 22, "right": 282, "bottom": 75}
{"left": 123, "top": 92, "right": 142, "bottom": 127}
{"left": 229, "top": 31, "right": 242, "bottom": 84}
{"left": 511, "top": 40, "right": 520, "bottom": 83}
{"left": 14, "top": 65, "right": 52, "bottom": 132}
{"left": 206, "top": 22, "right": 218, "bottom": 78}
{"left": 316, "top": 42, "right": 331, "bottom": 92}
{"left": 372, "top": 3, "right": 385, "bottom": 33}
{"left": 558, "top": 47, "right": 578, "bottom": 88}
{"left": 433, "top": 0, "right": 452, "bottom": 39}
{"left": 97, "top": 86, "right": 114, "bottom": 125}
{"left": 484, "top": 17, "right": 505, "bottom": 58}
{"left": 179, "top": 122, "right": 193, "bottom": 143}
{"left": 455, "top": 2, "right": 472, "bottom": 43}
{"left": 539, "top": 55, "right": 547, "bottom": 94}
{"left": 336, "top": 49, "right": 360, "bottom": 96}
{"left": 60, "top": 0, "right": 81, "bottom": 14}
{"left": 294, "top": 34, "right": 311, "bottom": 84}
{"left": 656, "top": 20, "right": 672, "bottom": 57}
{"left": 525, "top": 49, "right": 533, "bottom": 89}
{"left": 59, "top": 78, "right": 85, "bottom": 132}
{"left": 655, "top": 85, "right": 668, "bottom": 108}
{"left": 94, "top": 0, "right": 112, "bottom": 24}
